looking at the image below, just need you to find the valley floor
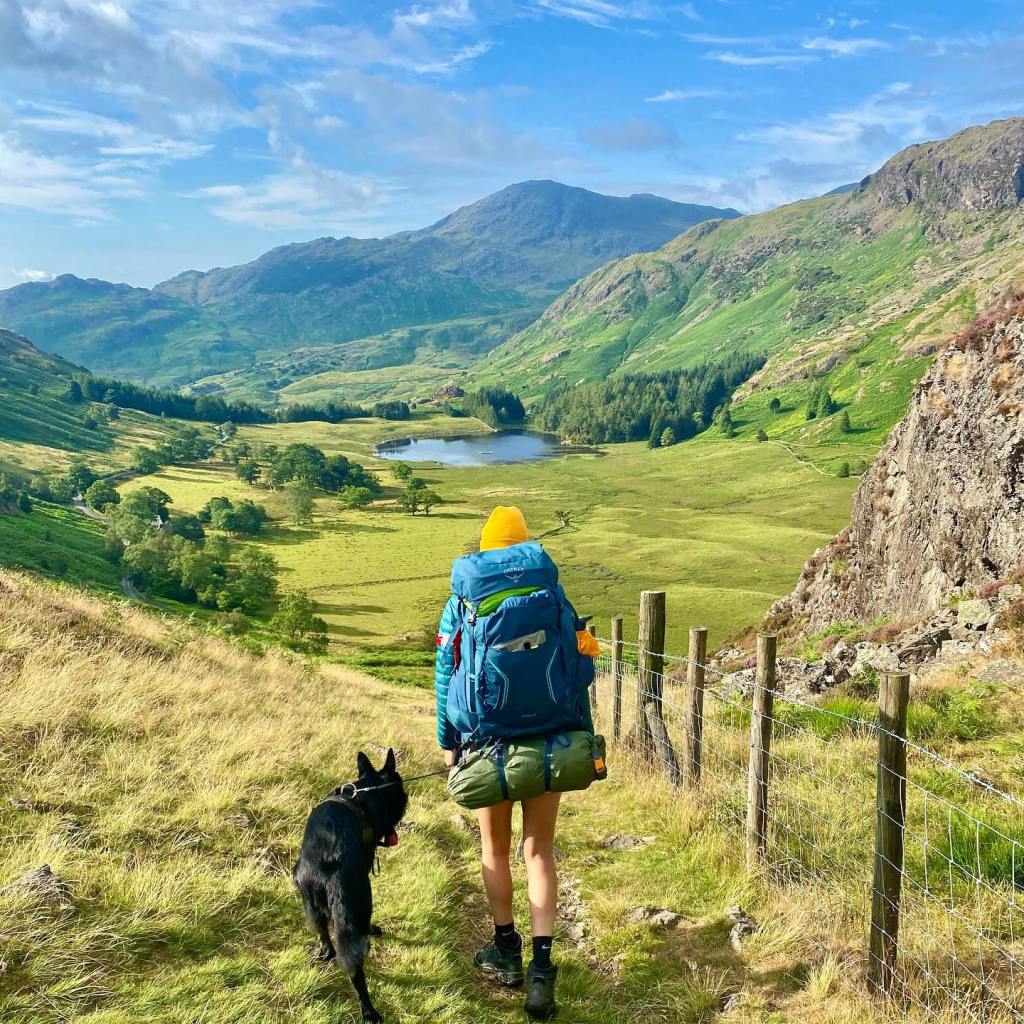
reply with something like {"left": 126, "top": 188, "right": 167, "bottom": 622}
{"left": 119, "top": 412, "right": 856, "bottom": 656}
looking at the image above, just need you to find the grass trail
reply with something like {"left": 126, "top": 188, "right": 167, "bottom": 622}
{"left": 0, "top": 572, "right": 889, "bottom": 1024}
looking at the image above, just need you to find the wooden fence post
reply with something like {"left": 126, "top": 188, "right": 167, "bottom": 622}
{"left": 611, "top": 616, "right": 624, "bottom": 743}
{"left": 746, "top": 633, "right": 777, "bottom": 870}
{"left": 685, "top": 626, "right": 708, "bottom": 788}
{"left": 587, "top": 624, "right": 599, "bottom": 714}
{"left": 637, "top": 591, "right": 681, "bottom": 785}
{"left": 868, "top": 671, "right": 910, "bottom": 998}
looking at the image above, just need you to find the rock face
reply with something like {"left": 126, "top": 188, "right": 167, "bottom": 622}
{"left": 866, "top": 119, "right": 1024, "bottom": 218}
{"left": 775, "top": 306, "right": 1024, "bottom": 631}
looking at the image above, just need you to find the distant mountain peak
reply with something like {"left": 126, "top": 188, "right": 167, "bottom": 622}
{"left": 0, "top": 180, "right": 737, "bottom": 386}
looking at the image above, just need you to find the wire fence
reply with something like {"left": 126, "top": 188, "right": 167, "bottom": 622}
{"left": 591, "top": 633, "right": 1024, "bottom": 1023}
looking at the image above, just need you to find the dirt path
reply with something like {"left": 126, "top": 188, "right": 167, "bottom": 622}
{"left": 764, "top": 440, "right": 828, "bottom": 476}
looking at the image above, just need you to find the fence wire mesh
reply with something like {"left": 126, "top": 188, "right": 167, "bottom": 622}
{"left": 592, "top": 639, "right": 1024, "bottom": 1022}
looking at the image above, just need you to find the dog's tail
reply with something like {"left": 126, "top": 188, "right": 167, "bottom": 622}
{"left": 325, "top": 874, "right": 369, "bottom": 975}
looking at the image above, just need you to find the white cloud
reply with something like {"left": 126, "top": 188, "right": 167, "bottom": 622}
{"left": 532, "top": 0, "right": 656, "bottom": 28}
{"left": 645, "top": 86, "right": 727, "bottom": 102}
{"left": 16, "top": 268, "right": 55, "bottom": 282}
{"left": 682, "top": 32, "right": 773, "bottom": 45}
{"left": 394, "top": 1, "right": 474, "bottom": 30}
{"left": 803, "top": 36, "right": 888, "bottom": 57}
{"left": 412, "top": 40, "right": 493, "bottom": 73}
{"left": 742, "top": 82, "right": 929, "bottom": 153}
{"left": 0, "top": 134, "right": 120, "bottom": 219}
{"left": 706, "top": 50, "right": 818, "bottom": 67}
{"left": 679, "top": 2, "right": 701, "bottom": 20}
{"left": 192, "top": 159, "right": 391, "bottom": 231}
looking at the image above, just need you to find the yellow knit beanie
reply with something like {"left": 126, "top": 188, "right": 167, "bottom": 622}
{"left": 480, "top": 505, "right": 529, "bottom": 551}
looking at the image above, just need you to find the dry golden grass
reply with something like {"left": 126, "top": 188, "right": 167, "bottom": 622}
{"left": 0, "top": 571, "right": 1008, "bottom": 1023}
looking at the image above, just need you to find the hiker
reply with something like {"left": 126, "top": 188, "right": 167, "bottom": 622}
{"left": 434, "top": 505, "right": 601, "bottom": 1020}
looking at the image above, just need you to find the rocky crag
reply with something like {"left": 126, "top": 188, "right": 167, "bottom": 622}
{"left": 771, "top": 297, "right": 1024, "bottom": 637}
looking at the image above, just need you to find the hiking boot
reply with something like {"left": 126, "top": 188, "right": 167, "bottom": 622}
{"left": 474, "top": 940, "right": 524, "bottom": 987}
{"left": 524, "top": 962, "right": 558, "bottom": 1019}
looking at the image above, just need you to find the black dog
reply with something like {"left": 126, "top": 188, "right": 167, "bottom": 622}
{"left": 294, "top": 750, "right": 408, "bottom": 1023}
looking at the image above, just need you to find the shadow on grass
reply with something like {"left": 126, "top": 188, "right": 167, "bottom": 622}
{"left": 319, "top": 518, "right": 401, "bottom": 535}
{"left": 317, "top": 602, "right": 388, "bottom": 617}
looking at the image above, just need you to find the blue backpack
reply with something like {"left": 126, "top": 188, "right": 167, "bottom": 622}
{"left": 444, "top": 541, "right": 595, "bottom": 743}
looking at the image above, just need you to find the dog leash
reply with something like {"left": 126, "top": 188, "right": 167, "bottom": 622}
{"left": 335, "top": 765, "right": 450, "bottom": 799}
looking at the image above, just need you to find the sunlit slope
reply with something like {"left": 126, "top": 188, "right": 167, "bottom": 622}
{"left": 0, "top": 328, "right": 175, "bottom": 476}
{"left": 479, "top": 119, "right": 1024, "bottom": 454}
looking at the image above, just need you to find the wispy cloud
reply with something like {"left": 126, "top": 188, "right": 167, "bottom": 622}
{"left": 803, "top": 36, "right": 888, "bottom": 57}
{"left": 741, "top": 82, "right": 927, "bottom": 150}
{"left": 679, "top": 2, "right": 701, "bottom": 21}
{"left": 532, "top": 0, "right": 655, "bottom": 28}
{"left": 16, "top": 102, "right": 213, "bottom": 162}
{"left": 393, "top": 1, "right": 474, "bottom": 31}
{"left": 412, "top": 40, "right": 493, "bottom": 73}
{"left": 681, "top": 32, "right": 772, "bottom": 45}
{"left": 706, "top": 50, "right": 818, "bottom": 67}
{"left": 191, "top": 154, "right": 391, "bottom": 231}
{"left": 0, "top": 133, "right": 132, "bottom": 220}
{"left": 645, "top": 86, "right": 728, "bottom": 102}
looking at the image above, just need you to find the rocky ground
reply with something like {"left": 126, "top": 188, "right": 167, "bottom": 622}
{"left": 712, "top": 579, "right": 1024, "bottom": 701}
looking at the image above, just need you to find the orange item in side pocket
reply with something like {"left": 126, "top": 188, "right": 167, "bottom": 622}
{"left": 576, "top": 630, "right": 600, "bottom": 658}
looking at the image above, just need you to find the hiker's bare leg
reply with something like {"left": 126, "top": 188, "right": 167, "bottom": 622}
{"left": 477, "top": 800, "right": 515, "bottom": 924}
{"left": 522, "top": 791, "right": 561, "bottom": 937}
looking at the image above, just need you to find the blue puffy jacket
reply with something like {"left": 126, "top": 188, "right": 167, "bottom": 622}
{"left": 433, "top": 594, "right": 461, "bottom": 749}
{"left": 433, "top": 593, "right": 594, "bottom": 750}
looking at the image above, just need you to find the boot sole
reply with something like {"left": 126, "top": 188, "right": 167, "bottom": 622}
{"left": 476, "top": 962, "right": 524, "bottom": 988}
{"left": 525, "top": 1001, "right": 556, "bottom": 1020}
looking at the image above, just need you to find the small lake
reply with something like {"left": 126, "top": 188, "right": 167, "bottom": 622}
{"left": 376, "top": 430, "right": 573, "bottom": 467}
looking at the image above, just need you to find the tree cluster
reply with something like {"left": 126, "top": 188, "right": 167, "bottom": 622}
{"left": 533, "top": 353, "right": 766, "bottom": 446}
{"left": 232, "top": 442, "right": 380, "bottom": 496}
{"left": 805, "top": 382, "right": 837, "bottom": 421}
{"left": 371, "top": 400, "right": 411, "bottom": 421}
{"left": 270, "top": 591, "right": 329, "bottom": 655}
{"left": 105, "top": 486, "right": 280, "bottom": 613}
{"left": 74, "top": 374, "right": 269, "bottom": 424}
{"left": 462, "top": 388, "right": 525, "bottom": 427}
{"left": 0, "top": 473, "right": 32, "bottom": 516}
{"left": 69, "top": 372, "right": 368, "bottom": 426}
{"left": 398, "top": 477, "right": 441, "bottom": 515}
{"left": 198, "top": 496, "right": 269, "bottom": 535}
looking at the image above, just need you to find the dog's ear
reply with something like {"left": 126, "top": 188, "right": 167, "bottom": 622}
{"left": 356, "top": 751, "right": 374, "bottom": 777}
{"left": 383, "top": 748, "right": 397, "bottom": 775}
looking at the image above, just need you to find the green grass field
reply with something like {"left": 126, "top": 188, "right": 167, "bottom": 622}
{"left": 0, "top": 501, "right": 121, "bottom": 591}
{"left": 121, "top": 411, "right": 855, "bottom": 656}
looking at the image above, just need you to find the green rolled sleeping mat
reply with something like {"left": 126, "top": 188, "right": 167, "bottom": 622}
{"left": 448, "top": 731, "right": 607, "bottom": 810}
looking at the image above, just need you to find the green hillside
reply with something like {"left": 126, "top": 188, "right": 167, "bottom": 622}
{"left": 476, "top": 119, "right": 1024, "bottom": 464}
{"left": 0, "top": 183, "right": 737, "bottom": 389}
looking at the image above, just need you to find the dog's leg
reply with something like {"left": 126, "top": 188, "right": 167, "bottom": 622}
{"left": 349, "top": 964, "right": 381, "bottom": 1023}
{"left": 312, "top": 912, "right": 336, "bottom": 963}
{"left": 369, "top": 923, "right": 383, "bottom": 938}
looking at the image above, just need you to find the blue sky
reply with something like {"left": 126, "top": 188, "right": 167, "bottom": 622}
{"left": 2, "top": 0, "right": 1023, "bottom": 287}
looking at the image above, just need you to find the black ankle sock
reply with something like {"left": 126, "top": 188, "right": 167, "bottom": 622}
{"left": 494, "top": 921, "right": 521, "bottom": 952}
{"left": 532, "top": 936, "right": 553, "bottom": 971}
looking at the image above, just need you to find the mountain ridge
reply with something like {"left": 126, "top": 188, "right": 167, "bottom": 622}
{"left": 0, "top": 181, "right": 738, "bottom": 387}
{"left": 477, "top": 118, "right": 1024, "bottom": 462}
